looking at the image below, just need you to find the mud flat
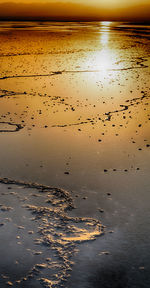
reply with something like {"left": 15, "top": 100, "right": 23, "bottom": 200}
{"left": 0, "top": 21, "right": 150, "bottom": 287}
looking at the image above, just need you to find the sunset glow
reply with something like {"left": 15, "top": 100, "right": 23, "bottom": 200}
{"left": 0, "top": 0, "right": 149, "bottom": 21}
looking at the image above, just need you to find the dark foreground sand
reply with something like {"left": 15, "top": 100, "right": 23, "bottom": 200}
{"left": 0, "top": 178, "right": 103, "bottom": 287}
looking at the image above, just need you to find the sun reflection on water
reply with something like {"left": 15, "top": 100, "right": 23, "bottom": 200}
{"left": 100, "top": 21, "right": 110, "bottom": 46}
{"left": 85, "top": 21, "right": 118, "bottom": 80}
{"left": 101, "top": 32, "right": 109, "bottom": 45}
{"left": 101, "top": 21, "right": 111, "bottom": 29}
{"left": 97, "top": 22, "right": 114, "bottom": 72}
{"left": 96, "top": 49, "right": 113, "bottom": 71}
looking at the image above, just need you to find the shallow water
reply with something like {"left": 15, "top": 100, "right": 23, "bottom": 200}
{"left": 0, "top": 21, "right": 150, "bottom": 287}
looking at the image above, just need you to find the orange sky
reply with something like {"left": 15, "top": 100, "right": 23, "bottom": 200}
{"left": 0, "top": 0, "right": 150, "bottom": 21}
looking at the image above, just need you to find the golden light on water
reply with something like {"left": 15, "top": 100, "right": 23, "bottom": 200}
{"left": 99, "top": 22, "right": 111, "bottom": 72}
{"left": 100, "top": 21, "right": 110, "bottom": 44}
{"left": 101, "top": 21, "right": 111, "bottom": 29}
{"left": 0, "top": 18, "right": 150, "bottom": 288}
{"left": 86, "top": 22, "right": 114, "bottom": 74}
{"left": 101, "top": 33, "right": 109, "bottom": 45}
{"left": 96, "top": 49, "right": 112, "bottom": 71}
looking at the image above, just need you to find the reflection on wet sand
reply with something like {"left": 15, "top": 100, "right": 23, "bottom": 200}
{"left": 0, "top": 21, "right": 150, "bottom": 287}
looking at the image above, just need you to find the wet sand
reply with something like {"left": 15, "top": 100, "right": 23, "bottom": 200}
{"left": 0, "top": 21, "right": 150, "bottom": 287}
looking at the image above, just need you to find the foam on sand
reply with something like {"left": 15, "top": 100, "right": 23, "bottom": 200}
{"left": 0, "top": 178, "right": 104, "bottom": 288}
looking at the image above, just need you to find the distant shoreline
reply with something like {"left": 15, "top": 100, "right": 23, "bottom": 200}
{"left": 0, "top": 19, "right": 150, "bottom": 24}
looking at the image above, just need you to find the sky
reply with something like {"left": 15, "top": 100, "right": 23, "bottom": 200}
{"left": 0, "top": 0, "right": 149, "bottom": 21}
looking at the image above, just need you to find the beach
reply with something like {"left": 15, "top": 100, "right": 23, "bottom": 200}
{"left": 0, "top": 21, "right": 150, "bottom": 287}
